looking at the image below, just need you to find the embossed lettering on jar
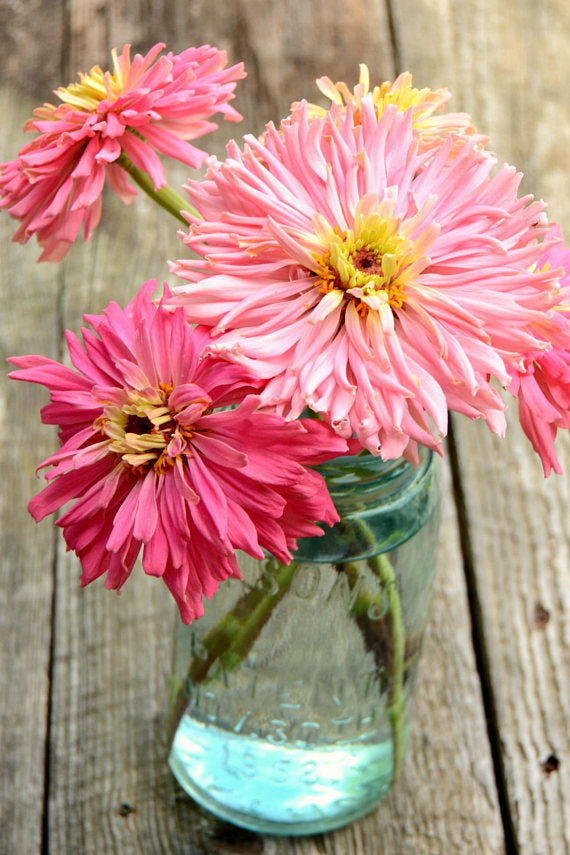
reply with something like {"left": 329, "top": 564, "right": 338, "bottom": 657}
{"left": 168, "top": 447, "right": 441, "bottom": 836}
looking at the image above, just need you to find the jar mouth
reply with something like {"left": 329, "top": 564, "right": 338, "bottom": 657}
{"left": 292, "top": 445, "right": 439, "bottom": 562}
{"left": 315, "top": 445, "right": 432, "bottom": 506}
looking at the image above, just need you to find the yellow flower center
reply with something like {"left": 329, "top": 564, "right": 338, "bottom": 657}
{"left": 94, "top": 383, "right": 205, "bottom": 476}
{"left": 311, "top": 205, "right": 432, "bottom": 316}
{"left": 308, "top": 67, "right": 449, "bottom": 130}
{"left": 56, "top": 50, "right": 125, "bottom": 112}
{"left": 368, "top": 72, "right": 446, "bottom": 121}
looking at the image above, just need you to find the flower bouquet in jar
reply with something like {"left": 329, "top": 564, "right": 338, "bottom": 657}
{"left": 4, "top": 46, "right": 570, "bottom": 835}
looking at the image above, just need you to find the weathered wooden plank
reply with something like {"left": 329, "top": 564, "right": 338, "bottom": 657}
{"left": 392, "top": 0, "right": 570, "bottom": 852}
{"left": 451, "top": 413, "right": 570, "bottom": 855}
{"left": 0, "top": 1, "right": 510, "bottom": 852}
{"left": 0, "top": 0, "right": 66, "bottom": 96}
{"left": 0, "top": 86, "right": 62, "bottom": 855}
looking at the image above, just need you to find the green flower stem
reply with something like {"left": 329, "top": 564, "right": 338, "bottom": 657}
{"left": 339, "top": 559, "right": 388, "bottom": 620}
{"left": 350, "top": 517, "right": 406, "bottom": 783}
{"left": 190, "top": 558, "right": 298, "bottom": 684}
{"left": 168, "top": 558, "right": 298, "bottom": 745}
{"left": 369, "top": 552, "right": 405, "bottom": 782}
{"left": 116, "top": 151, "right": 197, "bottom": 225}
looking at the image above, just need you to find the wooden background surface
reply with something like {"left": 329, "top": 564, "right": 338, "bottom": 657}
{"left": 0, "top": 1, "right": 569, "bottom": 853}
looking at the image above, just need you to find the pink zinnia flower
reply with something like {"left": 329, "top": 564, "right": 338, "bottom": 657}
{"left": 0, "top": 43, "right": 245, "bottom": 261}
{"left": 296, "top": 67, "right": 486, "bottom": 154}
{"left": 8, "top": 282, "right": 346, "bottom": 623}
{"left": 508, "top": 226, "right": 570, "bottom": 476}
{"left": 171, "top": 99, "right": 563, "bottom": 459}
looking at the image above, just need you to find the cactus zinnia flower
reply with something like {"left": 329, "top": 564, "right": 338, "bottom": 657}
{"left": 293, "top": 66, "right": 486, "bottom": 154}
{"left": 171, "top": 99, "right": 563, "bottom": 460}
{"left": 8, "top": 282, "right": 346, "bottom": 623}
{"left": 0, "top": 43, "right": 245, "bottom": 260}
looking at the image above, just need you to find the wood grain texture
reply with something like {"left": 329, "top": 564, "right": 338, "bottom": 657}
{"left": 392, "top": 0, "right": 570, "bottom": 851}
{"left": 1, "top": 0, "right": 569, "bottom": 852}
{"left": 0, "top": 87, "right": 61, "bottom": 855}
{"left": 0, "top": 1, "right": 66, "bottom": 96}
{"left": 451, "top": 412, "right": 570, "bottom": 855}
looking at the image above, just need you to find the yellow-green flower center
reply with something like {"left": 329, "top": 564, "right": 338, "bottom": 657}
{"left": 94, "top": 383, "right": 202, "bottom": 476}
{"left": 309, "top": 67, "right": 449, "bottom": 131}
{"left": 308, "top": 200, "right": 440, "bottom": 316}
{"left": 56, "top": 54, "right": 123, "bottom": 112}
{"left": 312, "top": 215, "right": 415, "bottom": 314}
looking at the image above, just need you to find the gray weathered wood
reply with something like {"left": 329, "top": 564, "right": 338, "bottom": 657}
{"left": 1, "top": 0, "right": 569, "bottom": 852}
{"left": 452, "top": 413, "right": 570, "bottom": 855}
{"left": 0, "top": 85, "right": 61, "bottom": 855}
{"left": 392, "top": 0, "right": 570, "bottom": 851}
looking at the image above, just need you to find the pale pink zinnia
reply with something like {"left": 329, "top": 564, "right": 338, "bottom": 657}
{"left": 296, "top": 67, "right": 486, "bottom": 155}
{"left": 171, "top": 99, "right": 563, "bottom": 459}
{"left": 508, "top": 226, "right": 570, "bottom": 476}
{"left": 0, "top": 43, "right": 245, "bottom": 261}
{"left": 8, "top": 282, "right": 346, "bottom": 623}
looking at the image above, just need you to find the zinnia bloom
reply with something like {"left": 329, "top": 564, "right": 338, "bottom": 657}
{"left": 171, "top": 99, "right": 563, "bottom": 459}
{"left": 8, "top": 282, "right": 346, "bottom": 623}
{"left": 0, "top": 43, "right": 245, "bottom": 261}
{"left": 294, "top": 66, "right": 486, "bottom": 153}
{"left": 508, "top": 226, "right": 570, "bottom": 476}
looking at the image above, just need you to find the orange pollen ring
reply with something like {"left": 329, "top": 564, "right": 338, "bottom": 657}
{"left": 311, "top": 251, "right": 408, "bottom": 315}
{"left": 95, "top": 394, "right": 204, "bottom": 476}
{"left": 313, "top": 255, "right": 340, "bottom": 295}
{"left": 153, "top": 452, "right": 179, "bottom": 475}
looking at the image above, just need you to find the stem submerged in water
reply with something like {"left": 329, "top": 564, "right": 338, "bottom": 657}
{"left": 169, "top": 548, "right": 407, "bottom": 786}
{"left": 338, "top": 555, "right": 405, "bottom": 783}
{"left": 168, "top": 558, "right": 298, "bottom": 746}
{"left": 368, "top": 552, "right": 405, "bottom": 782}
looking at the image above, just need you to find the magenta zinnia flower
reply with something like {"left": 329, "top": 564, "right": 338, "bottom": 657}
{"left": 508, "top": 226, "right": 570, "bottom": 476}
{"left": 0, "top": 43, "right": 245, "bottom": 261}
{"left": 171, "top": 99, "right": 563, "bottom": 459}
{"left": 8, "top": 282, "right": 346, "bottom": 623}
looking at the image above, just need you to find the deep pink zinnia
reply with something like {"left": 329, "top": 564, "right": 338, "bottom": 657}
{"left": 508, "top": 226, "right": 570, "bottom": 476}
{"left": 170, "top": 98, "right": 564, "bottom": 460}
{"left": 0, "top": 43, "right": 245, "bottom": 261}
{"left": 8, "top": 282, "right": 346, "bottom": 623}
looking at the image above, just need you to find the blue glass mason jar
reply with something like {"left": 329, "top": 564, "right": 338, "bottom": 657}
{"left": 168, "top": 447, "right": 441, "bottom": 835}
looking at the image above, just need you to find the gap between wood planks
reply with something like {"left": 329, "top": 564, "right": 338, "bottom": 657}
{"left": 447, "top": 417, "right": 519, "bottom": 855}
{"left": 384, "top": 0, "right": 403, "bottom": 83}
{"left": 383, "top": 8, "right": 519, "bottom": 848}
{"left": 40, "top": 262, "right": 68, "bottom": 855}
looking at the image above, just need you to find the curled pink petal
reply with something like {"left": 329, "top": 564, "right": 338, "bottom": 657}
{"left": 507, "top": 225, "right": 570, "bottom": 476}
